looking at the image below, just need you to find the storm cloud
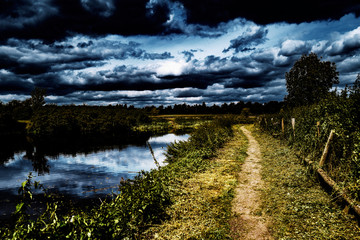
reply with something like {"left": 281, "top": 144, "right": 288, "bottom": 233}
{"left": 223, "top": 27, "right": 268, "bottom": 53}
{"left": 0, "top": 1, "right": 360, "bottom": 106}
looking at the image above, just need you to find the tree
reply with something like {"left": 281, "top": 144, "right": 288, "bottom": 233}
{"left": 30, "top": 87, "right": 47, "bottom": 111}
{"left": 285, "top": 53, "right": 339, "bottom": 107}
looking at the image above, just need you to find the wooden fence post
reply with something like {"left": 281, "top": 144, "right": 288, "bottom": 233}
{"left": 291, "top": 118, "right": 295, "bottom": 137}
{"left": 316, "top": 121, "right": 320, "bottom": 137}
{"left": 319, "top": 130, "right": 335, "bottom": 167}
{"left": 281, "top": 118, "right": 284, "bottom": 135}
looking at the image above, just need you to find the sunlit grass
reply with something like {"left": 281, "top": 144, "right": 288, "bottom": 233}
{"left": 142, "top": 125, "right": 248, "bottom": 239}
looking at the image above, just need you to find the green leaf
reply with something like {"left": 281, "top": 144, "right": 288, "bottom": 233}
{"left": 15, "top": 202, "right": 24, "bottom": 213}
{"left": 21, "top": 180, "right": 27, "bottom": 188}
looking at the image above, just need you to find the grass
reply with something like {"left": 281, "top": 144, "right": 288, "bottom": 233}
{"left": 250, "top": 125, "right": 360, "bottom": 239}
{"left": 135, "top": 115, "right": 215, "bottom": 132}
{"left": 142, "top": 125, "right": 248, "bottom": 239}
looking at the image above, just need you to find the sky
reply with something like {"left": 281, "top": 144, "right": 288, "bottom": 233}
{"left": 0, "top": 0, "right": 360, "bottom": 107}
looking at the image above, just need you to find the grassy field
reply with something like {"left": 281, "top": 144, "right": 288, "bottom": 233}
{"left": 250, "top": 125, "right": 360, "bottom": 239}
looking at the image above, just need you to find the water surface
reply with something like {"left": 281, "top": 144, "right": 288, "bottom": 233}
{"left": 0, "top": 133, "right": 188, "bottom": 198}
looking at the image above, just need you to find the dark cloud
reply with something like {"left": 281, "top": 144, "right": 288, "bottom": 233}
{"left": 0, "top": 38, "right": 172, "bottom": 77}
{"left": 223, "top": 27, "right": 268, "bottom": 53}
{"left": 0, "top": 0, "right": 58, "bottom": 33}
{"left": 178, "top": 0, "right": 360, "bottom": 25}
{"left": 0, "top": 70, "right": 33, "bottom": 94}
{"left": 50, "top": 61, "right": 106, "bottom": 72}
{"left": 77, "top": 41, "right": 94, "bottom": 48}
{"left": 174, "top": 88, "right": 203, "bottom": 98}
{"left": 0, "top": 0, "right": 170, "bottom": 42}
{"left": 204, "top": 55, "right": 227, "bottom": 66}
{"left": 143, "top": 52, "right": 173, "bottom": 60}
{"left": 1, "top": 1, "right": 360, "bottom": 106}
{"left": 181, "top": 51, "right": 194, "bottom": 62}
{"left": 80, "top": 0, "right": 116, "bottom": 17}
{"left": 0, "top": 0, "right": 359, "bottom": 43}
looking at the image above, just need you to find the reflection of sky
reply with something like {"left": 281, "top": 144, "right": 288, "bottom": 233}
{"left": 0, "top": 134, "right": 189, "bottom": 197}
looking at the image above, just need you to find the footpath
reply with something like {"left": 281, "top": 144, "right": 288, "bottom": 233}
{"left": 231, "top": 125, "right": 360, "bottom": 239}
{"left": 230, "top": 126, "right": 272, "bottom": 239}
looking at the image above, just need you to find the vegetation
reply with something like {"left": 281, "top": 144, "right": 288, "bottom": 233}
{"left": 30, "top": 87, "right": 47, "bottom": 111}
{"left": 29, "top": 105, "right": 151, "bottom": 136}
{"left": 260, "top": 71, "right": 360, "bottom": 202}
{"left": 0, "top": 87, "right": 281, "bottom": 137}
{"left": 153, "top": 101, "right": 283, "bottom": 115}
{"left": 0, "top": 117, "right": 239, "bottom": 239}
{"left": 143, "top": 124, "right": 248, "bottom": 239}
{"left": 252, "top": 125, "right": 359, "bottom": 239}
{"left": 285, "top": 52, "right": 339, "bottom": 107}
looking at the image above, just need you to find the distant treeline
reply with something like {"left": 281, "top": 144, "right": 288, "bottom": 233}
{"left": 0, "top": 91, "right": 283, "bottom": 136}
{"left": 145, "top": 101, "right": 283, "bottom": 115}
{"left": 0, "top": 100, "right": 150, "bottom": 136}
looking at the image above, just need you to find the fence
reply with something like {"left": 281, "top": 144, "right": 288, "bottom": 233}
{"left": 257, "top": 116, "right": 360, "bottom": 218}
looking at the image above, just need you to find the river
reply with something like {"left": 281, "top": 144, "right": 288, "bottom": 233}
{"left": 0, "top": 132, "right": 189, "bottom": 219}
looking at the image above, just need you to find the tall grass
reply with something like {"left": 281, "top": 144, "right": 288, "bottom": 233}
{"left": 0, "top": 116, "right": 235, "bottom": 239}
{"left": 258, "top": 89, "right": 360, "bottom": 201}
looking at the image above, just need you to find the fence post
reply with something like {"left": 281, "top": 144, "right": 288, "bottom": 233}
{"left": 319, "top": 130, "right": 335, "bottom": 167}
{"left": 281, "top": 118, "right": 284, "bottom": 135}
{"left": 291, "top": 118, "right": 295, "bottom": 137}
{"left": 316, "top": 121, "right": 320, "bottom": 137}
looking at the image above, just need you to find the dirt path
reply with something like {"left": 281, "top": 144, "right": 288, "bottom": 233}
{"left": 230, "top": 126, "right": 272, "bottom": 240}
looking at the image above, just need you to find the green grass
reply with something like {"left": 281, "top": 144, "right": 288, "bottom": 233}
{"left": 251, "top": 125, "right": 360, "bottom": 239}
{"left": 0, "top": 117, "right": 240, "bottom": 239}
{"left": 142, "top": 125, "right": 248, "bottom": 239}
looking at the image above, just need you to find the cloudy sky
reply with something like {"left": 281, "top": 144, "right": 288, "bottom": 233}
{"left": 0, "top": 0, "right": 360, "bottom": 106}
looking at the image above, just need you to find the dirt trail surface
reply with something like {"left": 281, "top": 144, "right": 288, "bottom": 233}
{"left": 230, "top": 126, "right": 272, "bottom": 240}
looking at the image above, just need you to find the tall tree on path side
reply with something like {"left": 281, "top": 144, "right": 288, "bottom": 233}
{"left": 285, "top": 53, "right": 339, "bottom": 107}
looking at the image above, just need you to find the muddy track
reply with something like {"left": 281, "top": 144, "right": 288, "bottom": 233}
{"left": 230, "top": 126, "right": 272, "bottom": 240}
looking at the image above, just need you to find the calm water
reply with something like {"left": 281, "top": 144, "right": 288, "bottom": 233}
{"left": 0, "top": 133, "right": 189, "bottom": 217}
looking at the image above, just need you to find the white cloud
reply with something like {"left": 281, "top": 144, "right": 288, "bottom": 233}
{"left": 279, "top": 39, "right": 308, "bottom": 56}
{"left": 325, "top": 26, "right": 360, "bottom": 56}
{"left": 311, "top": 40, "right": 329, "bottom": 54}
{"left": 0, "top": 94, "right": 29, "bottom": 102}
{"left": 156, "top": 60, "right": 188, "bottom": 76}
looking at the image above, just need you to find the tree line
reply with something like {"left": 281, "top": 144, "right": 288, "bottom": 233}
{"left": 0, "top": 90, "right": 283, "bottom": 137}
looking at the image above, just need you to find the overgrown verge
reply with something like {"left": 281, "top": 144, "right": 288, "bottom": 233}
{"left": 142, "top": 124, "right": 248, "bottom": 239}
{"left": 258, "top": 85, "right": 360, "bottom": 202}
{"left": 252, "top": 125, "right": 360, "bottom": 239}
{"left": 0, "top": 117, "right": 240, "bottom": 239}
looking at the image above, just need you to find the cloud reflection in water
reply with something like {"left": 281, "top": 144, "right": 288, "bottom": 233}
{"left": 0, "top": 133, "right": 189, "bottom": 197}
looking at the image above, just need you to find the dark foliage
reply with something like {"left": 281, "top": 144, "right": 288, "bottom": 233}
{"left": 285, "top": 53, "right": 339, "bottom": 107}
{"left": 28, "top": 105, "right": 151, "bottom": 136}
